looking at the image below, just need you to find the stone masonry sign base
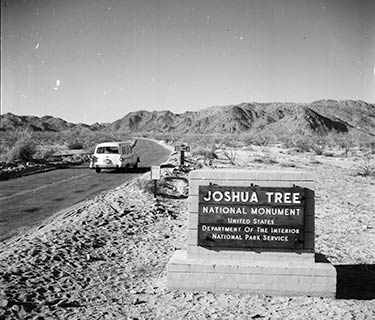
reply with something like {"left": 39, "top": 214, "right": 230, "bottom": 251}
{"left": 167, "top": 169, "right": 336, "bottom": 298}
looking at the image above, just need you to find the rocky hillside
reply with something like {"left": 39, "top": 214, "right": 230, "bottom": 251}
{"left": 1, "top": 100, "right": 374, "bottom": 138}
{"left": 108, "top": 100, "right": 375, "bottom": 136}
{"left": 0, "top": 113, "right": 105, "bottom": 133}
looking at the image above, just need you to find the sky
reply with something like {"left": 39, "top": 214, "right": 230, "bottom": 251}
{"left": 1, "top": 0, "right": 375, "bottom": 124}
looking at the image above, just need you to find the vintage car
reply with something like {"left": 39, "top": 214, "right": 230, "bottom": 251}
{"left": 89, "top": 141, "right": 139, "bottom": 173}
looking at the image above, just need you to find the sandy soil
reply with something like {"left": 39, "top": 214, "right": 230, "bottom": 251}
{"left": 1, "top": 146, "right": 374, "bottom": 319}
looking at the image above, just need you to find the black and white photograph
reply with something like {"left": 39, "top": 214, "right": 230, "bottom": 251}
{"left": 1, "top": 0, "right": 375, "bottom": 319}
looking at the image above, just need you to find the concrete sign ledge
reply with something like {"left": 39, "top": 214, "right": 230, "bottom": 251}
{"left": 168, "top": 250, "right": 336, "bottom": 298}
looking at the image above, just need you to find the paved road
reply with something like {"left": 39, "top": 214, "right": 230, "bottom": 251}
{"left": 0, "top": 139, "right": 170, "bottom": 241}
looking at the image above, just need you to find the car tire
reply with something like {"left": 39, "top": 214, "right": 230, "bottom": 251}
{"left": 95, "top": 168, "right": 101, "bottom": 173}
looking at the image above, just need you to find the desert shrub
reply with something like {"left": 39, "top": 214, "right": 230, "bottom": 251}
{"left": 309, "top": 138, "right": 326, "bottom": 155}
{"left": 193, "top": 148, "right": 218, "bottom": 160}
{"left": 280, "top": 161, "right": 296, "bottom": 168}
{"left": 322, "top": 151, "right": 335, "bottom": 157}
{"left": 282, "top": 137, "right": 294, "bottom": 149}
{"left": 0, "top": 128, "right": 34, "bottom": 155}
{"left": 331, "top": 133, "right": 356, "bottom": 156}
{"left": 185, "top": 134, "right": 212, "bottom": 149}
{"left": 136, "top": 175, "right": 155, "bottom": 194}
{"left": 239, "top": 132, "right": 253, "bottom": 146}
{"left": 136, "top": 175, "right": 175, "bottom": 196}
{"left": 0, "top": 153, "right": 8, "bottom": 162}
{"left": 355, "top": 156, "right": 375, "bottom": 178}
{"left": 359, "top": 140, "right": 375, "bottom": 155}
{"left": 294, "top": 136, "right": 312, "bottom": 153}
{"left": 282, "top": 129, "right": 305, "bottom": 149}
{"left": 34, "top": 147, "right": 56, "bottom": 159}
{"left": 253, "top": 136, "right": 270, "bottom": 147}
{"left": 163, "top": 136, "right": 173, "bottom": 143}
{"left": 6, "top": 138, "right": 36, "bottom": 162}
{"left": 223, "top": 135, "right": 243, "bottom": 148}
{"left": 242, "top": 145, "right": 255, "bottom": 151}
{"left": 253, "top": 156, "right": 278, "bottom": 164}
{"left": 223, "top": 150, "right": 237, "bottom": 165}
{"left": 250, "top": 132, "right": 271, "bottom": 147}
{"left": 283, "top": 131, "right": 328, "bottom": 154}
{"left": 67, "top": 141, "right": 84, "bottom": 150}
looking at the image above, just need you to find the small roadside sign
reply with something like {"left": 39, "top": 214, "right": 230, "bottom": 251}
{"left": 175, "top": 145, "right": 190, "bottom": 152}
{"left": 151, "top": 166, "right": 161, "bottom": 180}
{"left": 175, "top": 144, "right": 191, "bottom": 166}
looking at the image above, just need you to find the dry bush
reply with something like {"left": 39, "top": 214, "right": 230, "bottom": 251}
{"left": 1, "top": 128, "right": 34, "bottom": 155}
{"left": 355, "top": 156, "right": 375, "bottom": 178}
{"left": 136, "top": 175, "right": 155, "bottom": 194}
{"left": 6, "top": 138, "right": 36, "bottom": 162}
{"left": 242, "top": 145, "right": 255, "bottom": 151}
{"left": 67, "top": 141, "right": 84, "bottom": 150}
{"left": 136, "top": 175, "right": 177, "bottom": 196}
{"left": 253, "top": 135, "right": 270, "bottom": 147}
{"left": 223, "top": 150, "right": 237, "bottom": 165}
{"left": 282, "top": 129, "right": 330, "bottom": 155}
{"left": 330, "top": 133, "right": 356, "bottom": 157}
{"left": 253, "top": 156, "right": 278, "bottom": 164}
{"left": 322, "top": 151, "right": 335, "bottom": 157}
{"left": 246, "top": 132, "right": 271, "bottom": 147}
{"left": 280, "top": 162, "right": 296, "bottom": 168}
{"left": 34, "top": 147, "right": 56, "bottom": 159}
{"left": 185, "top": 134, "right": 220, "bottom": 149}
{"left": 360, "top": 140, "right": 375, "bottom": 155}
{"left": 309, "top": 138, "right": 326, "bottom": 155}
{"left": 193, "top": 148, "right": 218, "bottom": 161}
{"left": 294, "top": 136, "right": 312, "bottom": 152}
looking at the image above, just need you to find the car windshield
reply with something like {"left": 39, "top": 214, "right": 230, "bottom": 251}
{"left": 96, "top": 146, "right": 119, "bottom": 154}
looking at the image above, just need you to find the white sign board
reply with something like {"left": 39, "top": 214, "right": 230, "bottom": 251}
{"left": 175, "top": 145, "right": 190, "bottom": 152}
{"left": 151, "top": 166, "right": 161, "bottom": 180}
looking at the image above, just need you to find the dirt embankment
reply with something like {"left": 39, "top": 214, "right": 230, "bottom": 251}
{"left": 1, "top": 148, "right": 375, "bottom": 319}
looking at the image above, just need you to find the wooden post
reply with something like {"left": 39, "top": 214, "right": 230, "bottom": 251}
{"left": 180, "top": 150, "right": 185, "bottom": 166}
{"left": 175, "top": 145, "right": 190, "bottom": 167}
{"left": 151, "top": 166, "right": 161, "bottom": 199}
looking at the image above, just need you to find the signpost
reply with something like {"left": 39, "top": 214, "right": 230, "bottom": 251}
{"left": 198, "top": 185, "right": 305, "bottom": 249}
{"left": 174, "top": 144, "right": 190, "bottom": 166}
{"left": 151, "top": 166, "right": 161, "bottom": 198}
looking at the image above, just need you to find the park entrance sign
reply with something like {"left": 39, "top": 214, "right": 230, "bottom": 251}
{"left": 167, "top": 169, "right": 336, "bottom": 297}
{"left": 198, "top": 186, "right": 305, "bottom": 249}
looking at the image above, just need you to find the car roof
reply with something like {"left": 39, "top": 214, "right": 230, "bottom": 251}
{"left": 95, "top": 141, "right": 132, "bottom": 147}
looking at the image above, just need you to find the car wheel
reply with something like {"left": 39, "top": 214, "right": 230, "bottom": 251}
{"left": 95, "top": 168, "right": 101, "bottom": 173}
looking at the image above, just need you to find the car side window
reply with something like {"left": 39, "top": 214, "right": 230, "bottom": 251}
{"left": 96, "top": 146, "right": 119, "bottom": 154}
{"left": 108, "top": 147, "right": 119, "bottom": 154}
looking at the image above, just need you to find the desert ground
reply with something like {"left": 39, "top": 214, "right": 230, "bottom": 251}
{"left": 0, "top": 143, "right": 374, "bottom": 319}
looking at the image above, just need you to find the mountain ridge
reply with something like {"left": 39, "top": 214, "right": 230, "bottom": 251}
{"left": 1, "top": 100, "right": 374, "bottom": 138}
{"left": 106, "top": 100, "right": 375, "bottom": 137}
